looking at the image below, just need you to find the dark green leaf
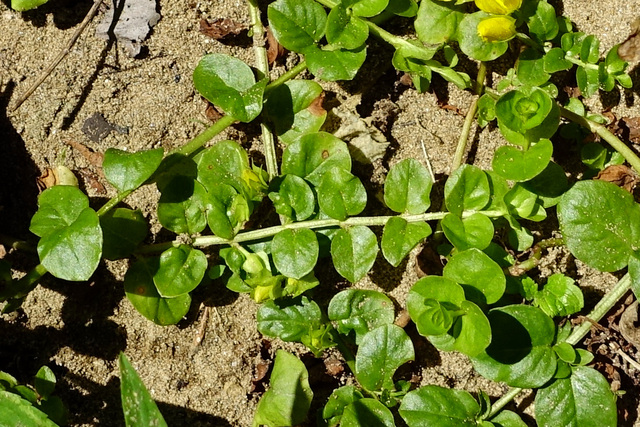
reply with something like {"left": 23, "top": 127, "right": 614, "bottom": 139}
{"left": 534, "top": 273, "right": 584, "bottom": 317}
{"left": 154, "top": 245, "right": 207, "bottom": 297}
{"left": 119, "top": 353, "right": 167, "bottom": 427}
{"left": 157, "top": 177, "right": 208, "bottom": 234}
{"left": 399, "top": 385, "right": 479, "bottom": 426}
{"left": 281, "top": 132, "right": 351, "bottom": 186}
{"left": 341, "top": 398, "right": 395, "bottom": 427}
{"left": 381, "top": 217, "right": 432, "bottom": 267}
{"left": 527, "top": 0, "right": 559, "bottom": 42}
{"left": 331, "top": 226, "right": 379, "bottom": 283}
{"left": 471, "top": 305, "right": 557, "bottom": 388}
{"left": 304, "top": 45, "right": 367, "bottom": 82}
{"left": 263, "top": 80, "right": 326, "bottom": 145}
{"left": 253, "top": 350, "right": 313, "bottom": 426}
{"left": 100, "top": 208, "right": 148, "bottom": 260}
{"left": 384, "top": 158, "right": 433, "bottom": 214}
{"left": 124, "top": 258, "right": 191, "bottom": 325}
{"left": 355, "top": 324, "right": 414, "bottom": 391}
{"left": 322, "top": 385, "right": 364, "bottom": 427}
{"left": 415, "top": 0, "right": 464, "bottom": 44}
{"left": 441, "top": 213, "right": 494, "bottom": 251}
{"left": 257, "top": 297, "right": 323, "bottom": 342}
{"left": 193, "top": 54, "right": 266, "bottom": 122}
{"left": 326, "top": 5, "right": 369, "bottom": 49}
{"left": 268, "top": 175, "right": 316, "bottom": 222}
{"left": 428, "top": 300, "right": 491, "bottom": 357}
{"left": 328, "top": 289, "right": 395, "bottom": 344}
{"left": 490, "top": 410, "right": 527, "bottom": 427}
{"left": 0, "top": 391, "right": 58, "bottom": 427}
{"left": 444, "top": 164, "right": 491, "bottom": 216}
{"left": 103, "top": 148, "right": 164, "bottom": 192}
{"left": 272, "top": 229, "right": 319, "bottom": 279}
{"left": 543, "top": 47, "right": 573, "bottom": 73}
{"left": 492, "top": 138, "right": 553, "bottom": 182}
{"left": 317, "top": 168, "right": 367, "bottom": 220}
{"left": 535, "top": 366, "right": 617, "bottom": 427}
{"left": 558, "top": 180, "right": 640, "bottom": 272}
{"left": 196, "top": 140, "right": 250, "bottom": 195}
{"left": 576, "top": 65, "right": 599, "bottom": 98}
{"left": 30, "top": 186, "right": 102, "bottom": 282}
{"left": 521, "top": 161, "right": 568, "bottom": 208}
{"left": 33, "top": 367, "right": 55, "bottom": 400}
{"left": 386, "top": 0, "right": 418, "bottom": 17}
{"left": 268, "top": 0, "right": 327, "bottom": 52}
{"left": 207, "top": 184, "right": 243, "bottom": 239}
{"left": 517, "top": 48, "right": 550, "bottom": 86}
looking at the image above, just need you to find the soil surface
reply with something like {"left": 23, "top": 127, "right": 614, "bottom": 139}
{"left": 1, "top": 0, "right": 640, "bottom": 426}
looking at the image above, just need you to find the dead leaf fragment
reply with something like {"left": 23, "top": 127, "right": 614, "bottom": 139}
{"left": 595, "top": 164, "right": 639, "bottom": 192}
{"left": 324, "top": 357, "right": 344, "bottom": 377}
{"left": 199, "top": 17, "right": 245, "bottom": 40}
{"left": 78, "top": 168, "right": 107, "bottom": 196}
{"left": 65, "top": 140, "right": 104, "bottom": 170}
{"left": 619, "top": 17, "right": 640, "bottom": 62}
{"left": 266, "top": 27, "right": 286, "bottom": 65}
{"left": 308, "top": 93, "right": 326, "bottom": 117}
{"left": 613, "top": 117, "right": 640, "bottom": 144}
{"left": 332, "top": 109, "right": 390, "bottom": 164}
{"left": 95, "top": 0, "right": 161, "bottom": 57}
{"left": 36, "top": 165, "right": 79, "bottom": 191}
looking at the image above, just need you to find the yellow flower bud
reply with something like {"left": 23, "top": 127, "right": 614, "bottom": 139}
{"left": 475, "top": 0, "right": 522, "bottom": 15}
{"left": 477, "top": 15, "right": 517, "bottom": 42}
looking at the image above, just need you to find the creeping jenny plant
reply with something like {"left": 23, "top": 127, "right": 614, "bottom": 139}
{"left": 3, "top": 0, "right": 640, "bottom": 425}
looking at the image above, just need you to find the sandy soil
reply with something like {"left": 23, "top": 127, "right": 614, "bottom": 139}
{"left": 1, "top": 0, "right": 640, "bottom": 426}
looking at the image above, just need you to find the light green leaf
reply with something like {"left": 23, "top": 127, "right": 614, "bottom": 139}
{"left": 272, "top": 229, "right": 319, "bottom": 279}
{"left": 331, "top": 226, "right": 379, "bottom": 283}
{"left": 103, "top": 148, "right": 164, "bottom": 192}
{"left": 328, "top": 289, "right": 396, "bottom": 344}
{"left": 119, "top": 353, "right": 168, "bottom": 427}
{"left": 399, "top": 385, "right": 479, "bottom": 426}
{"left": 267, "top": 0, "right": 327, "bottom": 52}
{"left": 381, "top": 217, "right": 432, "bottom": 267}
{"left": 384, "top": 159, "right": 433, "bottom": 214}
{"left": 154, "top": 245, "right": 207, "bottom": 297}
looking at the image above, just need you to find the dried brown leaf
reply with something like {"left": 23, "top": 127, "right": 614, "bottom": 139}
{"left": 619, "top": 17, "right": 640, "bottom": 62}
{"left": 199, "top": 18, "right": 245, "bottom": 40}
{"left": 324, "top": 357, "right": 344, "bottom": 377}
{"left": 65, "top": 140, "right": 104, "bottom": 170}
{"left": 595, "top": 164, "right": 639, "bottom": 192}
{"left": 308, "top": 93, "right": 326, "bottom": 117}
{"left": 266, "top": 27, "right": 286, "bottom": 65}
{"left": 205, "top": 102, "right": 224, "bottom": 122}
{"left": 78, "top": 168, "right": 107, "bottom": 196}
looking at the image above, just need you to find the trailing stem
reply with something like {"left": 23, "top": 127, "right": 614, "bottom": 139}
{"left": 488, "top": 273, "right": 632, "bottom": 418}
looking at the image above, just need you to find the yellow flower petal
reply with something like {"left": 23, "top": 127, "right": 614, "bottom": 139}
{"left": 475, "top": 0, "right": 522, "bottom": 15}
{"left": 477, "top": 15, "right": 517, "bottom": 42}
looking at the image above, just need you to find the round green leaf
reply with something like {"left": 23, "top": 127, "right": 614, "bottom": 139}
{"left": 341, "top": 398, "right": 395, "bottom": 427}
{"left": 193, "top": 54, "right": 266, "bottom": 123}
{"left": 37, "top": 207, "right": 102, "bottom": 282}
{"left": 384, "top": 158, "right": 433, "bottom": 214}
{"left": 328, "top": 289, "right": 395, "bottom": 344}
{"left": 317, "top": 168, "right": 367, "bottom": 221}
{"left": 268, "top": 175, "right": 316, "bottom": 222}
{"left": 381, "top": 217, "right": 432, "bottom": 267}
{"left": 399, "top": 385, "right": 479, "bottom": 427}
{"left": 350, "top": 0, "right": 388, "bottom": 17}
{"left": 443, "top": 248, "right": 506, "bottom": 304}
{"left": 535, "top": 366, "right": 617, "bottom": 427}
{"left": 444, "top": 164, "right": 491, "bottom": 216}
{"left": 153, "top": 245, "right": 207, "bottom": 297}
{"left": 521, "top": 161, "right": 568, "bottom": 208}
{"left": 157, "top": 177, "right": 208, "bottom": 234}
{"left": 407, "top": 277, "right": 466, "bottom": 336}
{"left": 124, "top": 259, "right": 191, "bottom": 326}
{"left": 29, "top": 186, "right": 90, "bottom": 238}
{"left": 355, "top": 324, "right": 415, "bottom": 391}
{"left": 257, "top": 297, "right": 323, "bottom": 342}
{"left": 281, "top": 132, "right": 352, "bottom": 186}
{"left": 516, "top": 48, "right": 550, "bottom": 86}
{"left": 534, "top": 273, "right": 584, "bottom": 317}
{"left": 267, "top": 0, "right": 327, "bottom": 52}
{"left": 441, "top": 212, "right": 494, "bottom": 251}
{"left": 326, "top": 5, "right": 369, "bottom": 49}
{"left": 492, "top": 138, "right": 553, "bottom": 182}
{"left": 415, "top": 0, "right": 464, "bottom": 44}
{"left": 458, "top": 12, "right": 509, "bottom": 62}
{"left": 263, "top": 80, "right": 326, "bottom": 145}
{"left": 100, "top": 208, "right": 148, "bottom": 260}
{"left": 196, "top": 140, "right": 250, "bottom": 195}
{"left": 103, "top": 148, "right": 164, "bottom": 192}
{"left": 304, "top": 45, "right": 367, "bottom": 82}
{"left": 490, "top": 410, "right": 527, "bottom": 427}
{"left": 527, "top": 0, "right": 559, "bottom": 42}
{"left": 11, "top": 0, "right": 48, "bottom": 11}
{"left": 272, "top": 229, "right": 319, "bottom": 279}
{"left": 206, "top": 184, "right": 242, "bottom": 240}
{"left": 471, "top": 305, "right": 557, "bottom": 388}
{"left": 331, "top": 226, "right": 379, "bottom": 283}
{"left": 429, "top": 300, "right": 491, "bottom": 357}
{"left": 322, "top": 385, "right": 364, "bottom": 426}
{"left": 33, "top": 367, "right": 55, "bottom": 400}
{"left": 558, "top": 180, "right": 640, "bottom": 272}
{"left": 253, "top": 350, "right": 313, "bottom": 427}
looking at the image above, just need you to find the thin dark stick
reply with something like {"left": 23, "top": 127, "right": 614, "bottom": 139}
{"left": 11, "top": 0, "right": 104, "bottom": 112}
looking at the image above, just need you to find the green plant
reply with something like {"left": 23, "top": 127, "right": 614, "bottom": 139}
{"left": 2, "top": 0, "right": 639, "bottom": 425}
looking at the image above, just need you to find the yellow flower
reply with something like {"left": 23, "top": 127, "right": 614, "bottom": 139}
{"left": 477, "top": 15, "right": 517, "bottom": 42}
{"left": 475, "top": 0, "right": 522, "bottom": 15}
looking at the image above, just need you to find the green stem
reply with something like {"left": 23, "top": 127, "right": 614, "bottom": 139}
{"left": 10, "top": 263, "right": 48, "bottom": 300}
{"left": 170, "top": 115, "right": 237, "bottom": 157}
{"left": 451, "top": 99, "right": 480, "bottom": 173}
{"left": 96, "top": 189, "right": 133, "bottom": 217}
{"left": 247, "top": 0, "right": 279, "bottom": 180}
{"left": 508, "top": 237, "right": 565, "bottom": 276}
{"left": 264, "top": 61, "right": 308, "bottom": 95}
{"left": 559, "top": 106, "right": 640, "bottom": 174}
{"left": 136, "top": 210, "right": 504, "bottom": 254}
{"left": 489, "top": 273, "right": 632, "bottom": 418}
